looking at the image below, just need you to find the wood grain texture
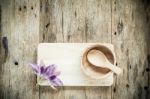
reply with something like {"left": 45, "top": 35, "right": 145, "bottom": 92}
{"left": 0, "top": 0, "right": 10, "bottom": 98}
{"left": 85, "top": 0, "right": 112, "bottom": 99}
{"left": 0, "top": 0, "right": 40, "bottom": 99}
{"left": 39, "top": 0, "right": 86, "bottom": 99}
{"left": 39, "top": 0, "right": 65, "bottom": 99}
{"left": 0, "top": 0, "right": 149, "bottom": 99}
{"left": 111, "top": 0, "right": 150, "bottom": 99}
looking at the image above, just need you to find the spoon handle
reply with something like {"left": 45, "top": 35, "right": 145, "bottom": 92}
{"left": 106, "top": 63, "right": 122, "bottom": 75}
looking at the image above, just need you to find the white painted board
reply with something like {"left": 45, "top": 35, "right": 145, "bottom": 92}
{"left": 37, "top": 43, "right": 115, "bottom": 86}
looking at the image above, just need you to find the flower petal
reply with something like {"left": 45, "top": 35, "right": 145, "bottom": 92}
{"left": 40, "top": 66, "right": 45, "bottom": 74}
{"left": 29, "top": 63, "right": 40, "bottom": 74}
{"left": 44, "top": 64, "right": 56, "bottom": 77}
{"left": 29, "top": 62, "right": 63, "bottom": 90}
{"left": 49, "top": 75, "right": 56, "bottom": 80}
{"left": 49, "top": 77, "right": 63, "bottom": 86}
{"left": 48, "top": 82, "right": 57, "bottom": 90}
{"left": 52, "top": 70, "right": 60, "bottom": 76}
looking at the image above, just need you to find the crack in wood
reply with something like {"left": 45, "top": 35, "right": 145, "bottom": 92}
{"left": 19, "top": 6, "right": 21, "bottom": 11}
{"left": 117, "top": 20, "right": 123, "bottom": 35}
{"left": 2, "top": 37, "right": 8, "bottom": 61}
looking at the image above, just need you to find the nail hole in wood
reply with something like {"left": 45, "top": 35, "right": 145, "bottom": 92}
{"left": 75, "top": 11, "right": 77, "bottom": 17}
{"left": 19, "top": 7, "right": 22, "bottom": 11}
{"left": 147, "top": 54, "right": 150, "bottom": 60}
{"left": 146, "top": 68, "right": 150, "bottom": 72}
{"left": 113, "top": 87, "right": 116, "bottom": 92}
{"left": 14, "top": 61, "right": 19, "bottom": 65}
{"left": 46, "top": 23, "right": 50, "bottom": 28}
{"left": 144, "top": 86, "right": 148, "bottom": 90}
{"left": 31, "top": 6, "right": 33, "bottom": 10}
{"left": 116, "top": 62, "right": 118, "bottom": 66}
{"left": 114, "top": 32, "right": 117, "bottom": 35}
{"left": 24, "top": 5, "right": 26, "bottom": 9}
{"left": 126, "top": 84, "right": 129, "bottom": 88}
{"left": 130, "top": 65, "right": 131, "bottom": 69}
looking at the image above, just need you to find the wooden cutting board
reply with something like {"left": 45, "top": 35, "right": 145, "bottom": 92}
{"left": 37, "top": 43, "right": 116, "bottom": 86}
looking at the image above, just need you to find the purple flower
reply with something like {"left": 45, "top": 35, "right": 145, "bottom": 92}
{"left": 29, "top": 63, "right": 63, "bottom": 89}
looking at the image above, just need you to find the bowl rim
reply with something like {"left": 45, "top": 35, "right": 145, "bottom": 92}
{"left": 81, "top": 44, "right": 115, "bottom": 79}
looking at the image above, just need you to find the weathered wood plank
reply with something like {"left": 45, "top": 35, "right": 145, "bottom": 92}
{"left": 111, "top": 0, "right": 150, "bottom": 99}
{"left": 0, "top": 0, "right": 149, "bottom": 99}
{"left": 61, "top": 0, "right": 86, "bottom": 99}
{"left": 85, "top": 0, "right": 112, "bottom": 99}
{"left": 60, "top": 0, "right": 86, "bottom": 43}
{"left": 39, "top": 0, "right": 86, "bottom": 99}
{"left": 0, "top": 0, "right": 11, "bottom": 98}
{"left": 86, "top": 0, "right": 111, "bottom": 43}
{"left": 0, "top": 0, "right": 40, "bottom": 99}
{"left": 39, "top": 0, "right": 65, "bottom": 99}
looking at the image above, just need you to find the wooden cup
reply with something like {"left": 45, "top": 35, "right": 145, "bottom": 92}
{"left": 81, "top": 44, "right": 115, "bottom": 79}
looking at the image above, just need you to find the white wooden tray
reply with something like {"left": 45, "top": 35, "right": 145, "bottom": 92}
{"left": 37, "top": 43, "right": 115, "bottom": 86}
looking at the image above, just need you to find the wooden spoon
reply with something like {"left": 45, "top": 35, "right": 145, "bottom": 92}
{"left": 87, "top": 49, "right": 122, "bottom": 75}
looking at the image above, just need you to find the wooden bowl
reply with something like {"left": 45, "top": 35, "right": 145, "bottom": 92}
{"left": 81, "top": 44, "right": 115, "bottom": 79}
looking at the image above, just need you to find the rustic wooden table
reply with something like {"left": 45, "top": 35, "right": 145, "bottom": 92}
{"left": 0, "top": 0, "right": 150, "bottom": 99}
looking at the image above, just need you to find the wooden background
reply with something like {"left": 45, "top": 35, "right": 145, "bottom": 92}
{"left": 0, "top": 0, "right": 150, "bottom": 99}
